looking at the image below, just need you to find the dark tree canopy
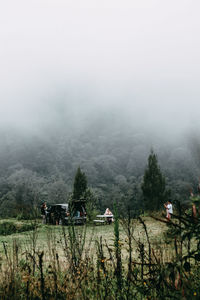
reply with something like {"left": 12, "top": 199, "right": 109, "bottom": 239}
{"left": 141, "top": 150, "right": 168, "bottom": 211}
{"left": 0, "top": 122, "right": 197, "bottom": 217}
{"left": 73, "top": 167, "right": 88, "bottom": 200}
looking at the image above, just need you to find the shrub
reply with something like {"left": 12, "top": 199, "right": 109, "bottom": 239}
{"left": 0, "top": 221, "right": 37, "bottom": 235}
{"left": 0, "top": 222, "right": 17, "bottom": 235}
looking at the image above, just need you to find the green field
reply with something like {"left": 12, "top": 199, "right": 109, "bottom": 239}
{"left": 0, "top": 217, "right": 168, "bottom": 263}
{"left": 0, "top": 216, "right": 198, "bottom": 299}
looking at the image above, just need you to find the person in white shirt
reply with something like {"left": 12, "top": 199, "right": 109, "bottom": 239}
{"left": 164, "top": 201, "right": 173, "bottom": 220}
{"left": 104, "top": 208, "right": 113, "bottom": 224}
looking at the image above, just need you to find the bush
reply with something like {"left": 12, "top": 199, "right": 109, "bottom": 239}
{"left": 0, "top": 222, "right": 17, "bottom": 235}
{"left": 16, "top": 209, "right": 40, "bottom": 220}
{"left": 0, "top": 221, "right": 37, "bottom": 235}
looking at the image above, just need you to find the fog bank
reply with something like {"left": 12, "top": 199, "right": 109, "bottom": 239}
{"left": 0, "top": 0, "right": 200, "bottom": 141}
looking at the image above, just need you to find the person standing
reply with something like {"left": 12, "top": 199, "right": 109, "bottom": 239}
{"left": 167, "top": 201, "right": 173, "bottom": 219}
{"left": 41, "top": 202, "right": 47, "bottom": 224}
{"left": 164, "top": 201, "right": 173, "bottom": 220}
{"left": 164, "top": 202, "right": 169, "bottom": 218}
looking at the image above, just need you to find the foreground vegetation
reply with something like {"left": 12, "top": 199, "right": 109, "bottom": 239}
{"left": 0, "top": 206, "right": 199, "bottom": 299}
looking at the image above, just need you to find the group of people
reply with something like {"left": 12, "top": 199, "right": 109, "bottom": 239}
{"left": 41, "top": 202, "right": 173, "bottom": 224}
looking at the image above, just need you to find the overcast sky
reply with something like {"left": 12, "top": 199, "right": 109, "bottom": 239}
{"left": 0, "top": 0, "right": 200, "bottom": 135}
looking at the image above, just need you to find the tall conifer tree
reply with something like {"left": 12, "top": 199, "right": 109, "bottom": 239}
{"left": 73, "top": 167, "right": 87, "bottom": 200}
{"left": 141, "top": 150, "right": 168, "bottom": 211}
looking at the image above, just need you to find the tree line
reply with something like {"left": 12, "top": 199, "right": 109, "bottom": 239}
{"left": 0, "top": 123, "right": 199, "bottom": 218}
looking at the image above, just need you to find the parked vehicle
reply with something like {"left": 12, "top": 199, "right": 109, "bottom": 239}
{"left": 46, "top": 203, "right": 86, "bottom": 225}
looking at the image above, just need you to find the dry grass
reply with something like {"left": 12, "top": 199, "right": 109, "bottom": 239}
{"left": 0, "top": 215, "right": 198, "bottom": 299}
{"left": 0, "top": 216, "right": 169, "bottom": 266}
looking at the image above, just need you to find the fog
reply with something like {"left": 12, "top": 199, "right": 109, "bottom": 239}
{"left": 1, "top": 0, "right": 200, "bottom": 139}
{"left": 1, "top": 1, "right": 200, "bottom": 215}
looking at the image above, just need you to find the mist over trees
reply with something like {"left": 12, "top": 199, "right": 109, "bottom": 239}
{"left": 0, "top": 105, "right": 198, "bottom": 217}
{"left": 0, "top": 0, "right": 200, "bottom": 216}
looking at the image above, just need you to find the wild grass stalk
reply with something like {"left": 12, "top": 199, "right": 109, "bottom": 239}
{"left": 0, "top": 204, "right": 199, "bottom": 299}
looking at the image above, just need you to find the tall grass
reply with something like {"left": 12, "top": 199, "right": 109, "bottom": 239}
{"left": 0, "top": 204, "right": 199, "bottom": 299}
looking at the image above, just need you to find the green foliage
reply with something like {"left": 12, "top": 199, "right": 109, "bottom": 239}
{"left": 0, "top": 126, "right": 198, "bottom": 217}
{"left": 72, "top": 167, "right": 87, "bottom": 200}
{"left": 113, "top": 204, "right": 123, "bottom": 297}
{"left": 152, "top": 201, "right": 200, "bottom": 299}
{"left": 0, "top": 212, "right": 200, "bottom": 299}
{"left": 47, "top": 178, "right": 68, "bottom": 204}
{"left": 0, "top": 222, "right": 16, "bottom": 235}
{"left": 190, "top": 195, "right": 200, "bottom": 205}
{"left": 0, "top": 221, "right": 37, "bottom": 235}
{"left": 85, "top": 188, "right": 98, "bottom": 222}
{"left": 0, "top": 118, "right": 198, "bottom": 218}
{"left": 141, "top": 150, "right": 169, "bottom": 211}
{"left": 16, "top": 209, "right": 38, "bottom": 220}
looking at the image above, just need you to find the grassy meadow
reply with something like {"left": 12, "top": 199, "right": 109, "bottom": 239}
{"left": 0, "top": 214, "right": 199, "bottom": 299}
{"left": 0, "top": 217, "right": 168, "bottom": 264}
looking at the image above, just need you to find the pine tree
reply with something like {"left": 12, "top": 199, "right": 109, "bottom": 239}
{"left": 141, "top": 150, "right": 168, "bottom": 211}
{"left": 73, "top": 167, "right": 87, "bottom": 200}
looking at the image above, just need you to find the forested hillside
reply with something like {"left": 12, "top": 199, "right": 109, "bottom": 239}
{"left": 0, "top": 106, "right": 198, "bottom": 217}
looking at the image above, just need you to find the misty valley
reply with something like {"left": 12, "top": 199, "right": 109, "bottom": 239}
{"left": 1, "top": 0, "right": 200, "bottom": 296}
{"left": 0, "top": 113, "right": 198, "bottom": 218}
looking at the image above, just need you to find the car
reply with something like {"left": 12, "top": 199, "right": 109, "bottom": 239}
{"left": 46, "top": 203, "right": 86, "bottom": 225}
{"left": 46, "top": 203, "right": 68, "bottom": 225}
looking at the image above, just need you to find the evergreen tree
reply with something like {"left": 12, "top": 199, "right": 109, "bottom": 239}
{"left": 73, "top": 167, "right": 87, "bottom": 200}
{"left": 84, "top": 188, "right": 98, "bottom": 221}
{"left": 141, "top": 150, "right": 168, "bottom": 211}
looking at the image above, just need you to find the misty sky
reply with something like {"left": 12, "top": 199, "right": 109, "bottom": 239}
{"left": 1, "top": 0, "right": 200, "bottom": 135}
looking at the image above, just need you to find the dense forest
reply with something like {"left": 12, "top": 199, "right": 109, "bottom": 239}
{"left": 0, "top": 105, "right": 199, "bottom": 217}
